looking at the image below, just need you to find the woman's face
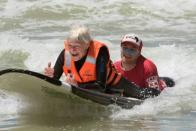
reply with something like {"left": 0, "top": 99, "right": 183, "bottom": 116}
{"left": 121, "top": 42, "right": 140, "bottom": 63}
{"left": 67, "top": 40, "right": 89, "bottom": 61}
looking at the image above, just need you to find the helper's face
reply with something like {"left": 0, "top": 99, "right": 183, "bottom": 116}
{"left": 121, "top": 42, "right": 140, "bottom": 62}
{"left": 67, "top": 40, "right": 89, "bottom": 61}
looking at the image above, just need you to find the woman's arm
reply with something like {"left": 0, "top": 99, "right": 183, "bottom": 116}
{"left": 53, "top": 49, "right": 65, "bottom": 80}
{"left": 96, "top": 46, "right": 109, "bottom": 87}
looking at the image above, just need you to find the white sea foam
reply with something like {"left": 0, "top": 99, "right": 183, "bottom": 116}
{"left": 0, "top": 33, "right": 63, "bottom": 71}
{"left": 0, "top": 90, "right": 19, "bottom": 115}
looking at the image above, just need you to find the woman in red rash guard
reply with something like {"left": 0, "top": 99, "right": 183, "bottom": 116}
{"left": 114, "top": 34, "right": 167, "bottom": 91}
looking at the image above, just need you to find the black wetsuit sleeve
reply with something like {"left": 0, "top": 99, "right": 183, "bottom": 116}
{"left": 53, "top": 49, "right": 64, "bottom": 80}
{"left": 78, "top": 47, "right": 109, "bottom": 90}
{"left": 114, "top": 77, "right": 161, "bottom": 99}
{"left": 96, "top": 46, "right": 109, "bottom": 87}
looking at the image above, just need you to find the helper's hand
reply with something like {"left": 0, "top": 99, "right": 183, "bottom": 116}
{"left": 65, "top": 73, "right": 78, "bottom": 87}
{"left": 139, "top": 88, "right": 161, "bottom": 100}
{"left": 44, "top": 62, "right": 54, "bottom": 78}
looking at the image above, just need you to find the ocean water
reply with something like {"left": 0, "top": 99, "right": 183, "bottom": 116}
{"left": 0, "top": 0, "right": 196, "bottom": 130}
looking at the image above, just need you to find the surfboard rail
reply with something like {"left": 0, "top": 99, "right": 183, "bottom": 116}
{"left": 0, "top": 68, "right": 175, "bottom": 109}
{"left": 0, "top": 68, "right": 61, "bottom": 85}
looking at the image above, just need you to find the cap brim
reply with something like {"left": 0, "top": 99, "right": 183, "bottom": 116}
{"left": 121, "top": 40, "right": 140, "bottom": 47}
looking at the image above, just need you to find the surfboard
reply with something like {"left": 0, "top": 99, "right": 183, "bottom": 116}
{"left": 0, "top": 69, "right": 175, "bottom": 109}
{"left": 0, "top": 69, "right": 110, "bottom": 117}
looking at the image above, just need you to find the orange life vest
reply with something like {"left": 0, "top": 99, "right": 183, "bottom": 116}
{"left": 63, "top": 40, "right": 121, "bottom": 86}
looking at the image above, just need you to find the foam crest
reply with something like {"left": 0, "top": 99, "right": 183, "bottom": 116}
{"left": 0, "top": 33, "right": 63, "bottom": 72}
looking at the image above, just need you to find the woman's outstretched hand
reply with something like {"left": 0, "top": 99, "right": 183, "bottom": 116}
{"left": 44, "top": 62, "right": 54, "bottom": 78}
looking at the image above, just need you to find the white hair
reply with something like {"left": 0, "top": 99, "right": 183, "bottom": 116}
{"left": 67, "top": 25, "right": 92, "bottom": 44}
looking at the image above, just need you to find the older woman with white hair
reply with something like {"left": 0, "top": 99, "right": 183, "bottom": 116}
{"left": 44, "top": 25, "right": 160, "bottom": 99}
